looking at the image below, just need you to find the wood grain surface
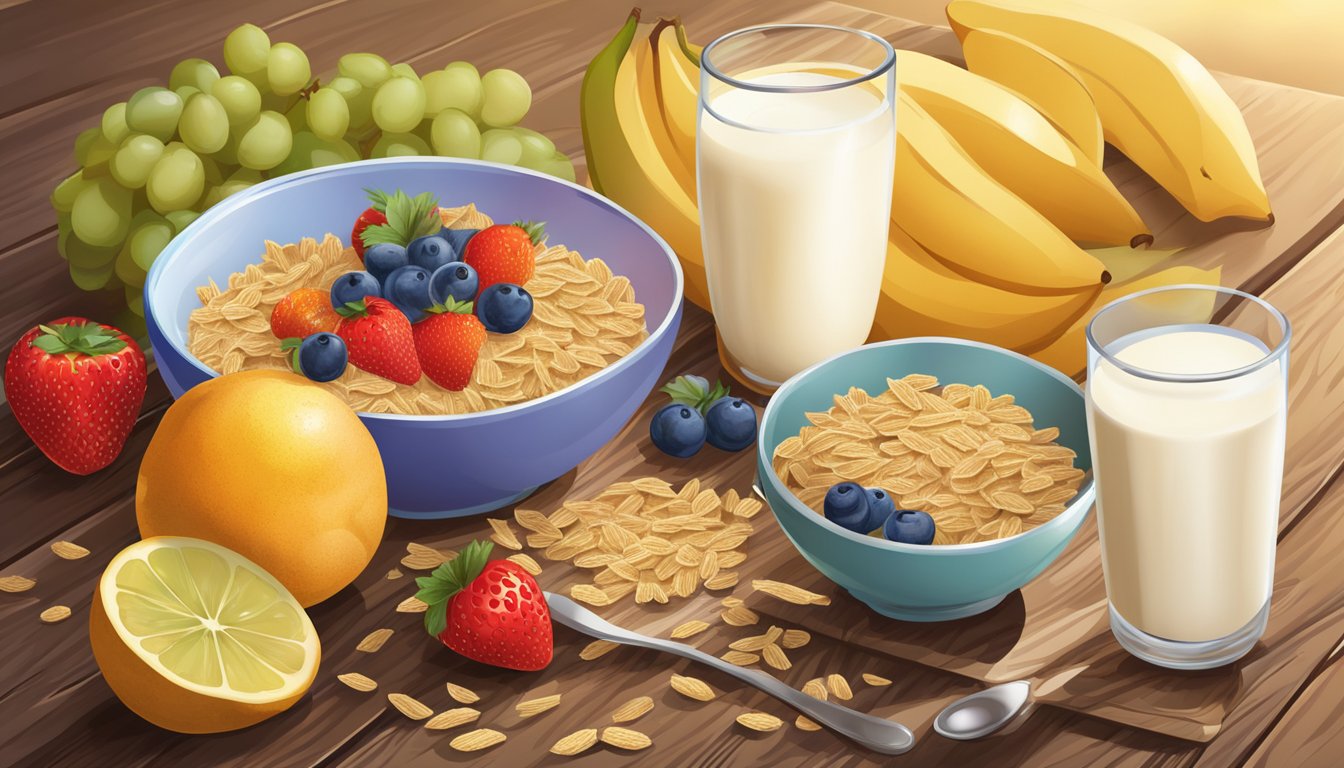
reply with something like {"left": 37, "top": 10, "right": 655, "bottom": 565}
{"left": 2, "top": 1, "right": 1343, "bottom": 766}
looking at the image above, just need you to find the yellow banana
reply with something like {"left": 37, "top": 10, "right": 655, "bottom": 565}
{"left": 874, "top": 224, "right": 1100, "bottom": 352}
{"left": 582, "top": 11, "right": 712, "bottom": 309}
{"left": 958, "top": 27, "right": 1104, "bottom": 167}
{"left": 946, "top": 0, "right": 1271, "bottom": 222}
{"left": 1031, "top": 264, "right": 1223, "bottom": 375}
{"left": 633, "top": 29, "right": 694, "bottom": 185}
{"left": 652, "top": 21, "right": 700, "bottom": 173}
{"left": 897, "top": 50, "right": 1147, "bottom": 247}
{"left": 893, "top": 93, "right": 1109, "bottom": 294}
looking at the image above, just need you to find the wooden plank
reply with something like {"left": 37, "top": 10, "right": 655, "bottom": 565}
{"left": 1241, "top": 639, "right": 1344, "bottom": 768}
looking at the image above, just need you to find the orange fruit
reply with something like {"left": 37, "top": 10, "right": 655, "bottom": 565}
{"left": 137, "top": 369, "right": 385, "bottom": 606}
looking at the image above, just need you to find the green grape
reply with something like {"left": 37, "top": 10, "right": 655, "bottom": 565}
{"left": 370, "top": 132, "right": 430, "bottom": 158}
{"left": 339, "top": 53, "right": 392, "bottom": 90}
{"left": 213, "top": 75, "right": 262, "bottom": 126}
{"left": 57, "top": 226, "right": 71, "bottom": 260}
{"left": 271, "top": 131, "right": 360, "bottom": 176}
{"left": 200, "top": 179, "right": 254, "bottom": 209}
{"left": 200, "top": 152, "right": 225, "bottom": 185}
{"left": 164, "top": 209, "right": 200, "bottom": 233}
{"left": 480, "top": 128, "right": 522, "bottom": 165}
{"left": 102, "top": 102, "right": 131, "bottom": 145}
{"left": 110, "top": 134, "right": 165, "bottom": 189}
{"left": 73, "top": 126, "right": 102, "bottom": 165}
{"left": 410, "top": 117, "right": 434, "bottom": 145}
{"left": 179, "top": 93, "right": 230, "bottom": 154}
{"left": 81, "top": 132, "right": 118, "bottom": 168}
{"left": 479, "top": 69, "right": 531, "bottom": 128}
{"left": 65, "top": 230, "right": 120, "bottom": 269}
{"left": 236, "top": 111, "right": 292, "bottom": 170}
{"left": 147, "top": 146, "right": 206, "bottom": 213}
{"left": 439, "top": 61, "right": 484, "bottom": 118}
{"left": 223, "top": 23, "right": 271, "bottom": 77}
{"left": 420, "top": 70, "right": 453, "bottom": 118}
{"left": 512, "top": 127, "right": 556, "bottom": 168}
{"left": 115, "top": 242, "right": 146, "bottom": 288}
{"left": 267, "top": 42, "right": 311, "bottom": 96}
{"left": 57, "top": 211, "right": 73, "bottom": 240}
{"left": 371, "top": 77, "right": 426, "bottom": 133}
{"left": 285, "top": 100, "right": 309, "bottom": 134}
{"left": 126, "top": 87, "right": 184, "bottom": 142}
{"left": 538, "top": 151, "right": 577, "bottom": 183}
{"left": 326, "top": 76, "right": 372, "bottom": 134}
{"left": 125, "top": 286, "right": 146, "bottom": 318}
{"left": 227, "top": 166, "right": 264, "bottom": 184}
{"left": 127, "top": 217, "right": 174, "bottom": 271}
{"left": 430, "top": 109, "right": 480, "bottom": 158}
{"left": 174, "top": 85, "right": 201, "bottom": 103}
{"left": 306, "top": 88, "right": 350, "bottom": 141}
{"left": 71, "top": 178, "right": 131, "bottom": 247}
{"left": 51, "top": 170, "right": 88, "bottom": 213}
{"left": 391, "top": 62, "right": 418, "bottom": 80}
{"left": 170, "top": 57, "right": 221, "bottom": 93}
{"left": 69, "top": 261, "right": 115, "bottom": 291}
{"left": 213, "top": 129, "right": 241, "bottom": 166}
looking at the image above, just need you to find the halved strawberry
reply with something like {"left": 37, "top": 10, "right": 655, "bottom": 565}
{"left": 335, "top": 297, "right": 421, "bottom": 385}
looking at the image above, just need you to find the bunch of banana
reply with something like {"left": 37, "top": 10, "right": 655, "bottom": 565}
{"left": 947, "top": 0, "right": 1272, "bottom": 223}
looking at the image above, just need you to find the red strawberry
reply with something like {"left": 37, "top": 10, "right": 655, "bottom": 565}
{"left": 351, "top": 207, "right": 387, "bottom": 261}
{"left": 335, "top": 297, "right": 421, "bottom": 385}
{"left": 417, "top": 540, "right": 553, "bottom": 672}
{"left": 462, "top": 221, "right": 544, "bottom": 295}
{"left": 270, "top": 287, "right": 340, "bottom": 340}
{"left": 412, "top": 297, "right": 486, "bottom": 391}
{"left": 4, "top": 318, "right": 147, "bottom": 475}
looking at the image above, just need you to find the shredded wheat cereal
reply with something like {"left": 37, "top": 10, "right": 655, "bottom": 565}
{"left": 611, "top": 696, "right": 655, "bottom": 723}
{"left": 0, "top": 575, "right": 35, "bottom": 592}
{"left": 388, "top": 693, "right": 433, "bottom": 720}
{"left": 337, "top": 673, "right": 377, "bottom": 692}
{"left": 396, "top": 596, "right": 428, "bottom": 613}
{"left": 425, "top": 707, "right": 480, "bottom": 730}
{"left": 551, "top": 728, "right": 599, "bottom": 755}
{"left": 736, "top": 712, "right": 784, "bottom": 732}
{"left": 50, "top": 541, "right": 90, "bottom": 559}
{"left": 670, "top": 620, "right": 710, "bottom": 639}
{"left": 355, "top": 628, "right": 393, "bottom": 653}
{"left": 601, "top": 727, "right": 652, "bottom": 750}
{"left": 826, "top": 674, "right": 853, "bottom": 700}
{"left": 752, "top": 580, "right": 830, "bottom": 606}
{"left": 449, "top": 728, "right": 506, "bottom": 752}
{"left": 446, "top": 682, "right": 480, "bottom": 704}
{"left": 39, "top": 606, "right": 71, "bottom": 623}
{"left": 188, "top": 205, "right": 647, "bottom": 415}
{"left": 580, "top": 639, "right": 619, "bottom": 660}
{"left": 796, "top": 715, "right": 822, "bottom": 731}
{"left": 862, "top": 673, "right": 893, "bottom": 687}
{"left": 516, "top": 693, "right": 561, "bottom": 718}
{"left": 669, "top": 674, "right": 716, "bottom": 702}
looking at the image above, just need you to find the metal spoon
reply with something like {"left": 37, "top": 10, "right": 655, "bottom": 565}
{"left": 545, "top": 592, "right": 916, "bottom": 755}
{"left": 933, "top": 680, "right": 1032, "bottom": 740}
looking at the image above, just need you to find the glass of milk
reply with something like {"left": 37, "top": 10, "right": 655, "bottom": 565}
{"left": 1085, "top": 285, "right": 1290, "bottom": 669}
{"left": 698, "top": 25, "right": 896, "bottom": 393}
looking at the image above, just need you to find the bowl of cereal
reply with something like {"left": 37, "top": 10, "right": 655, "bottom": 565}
{"left": 145, "top": 157, "right": 683, "bottom": 519}
{"left": 756, "top": 338, "right": 1095, "bottom": 621}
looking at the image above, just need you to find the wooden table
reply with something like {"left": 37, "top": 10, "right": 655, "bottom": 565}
{"left": 3, "top": 1, "right": 1343, "bottom": 766}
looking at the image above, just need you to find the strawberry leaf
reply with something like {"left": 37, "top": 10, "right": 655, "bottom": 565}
{"left": 30, "top": 321, "right": 127, "bottom": 357}
{"left": 418, "top": 540, "right": 494, "bottom": 639}
{"left": 360, "top": 189, "right": 440, "bottom": 248}
{"left": 363, "top": 188, "right": 391, "bottom": 213}
{"left": 659, "top": 374, "right": 729, "bottom": 414}
{"left": 425, "top": 296, "right": 474, "bottom": 316}
{"left": 424, "top": 600, "right": 449, "bottom": 638}
{"left": 512, "top": 220, "right": 547, "bottom": 246}
{"left": 334, "top": 299, "right": 368, "bottom": 319}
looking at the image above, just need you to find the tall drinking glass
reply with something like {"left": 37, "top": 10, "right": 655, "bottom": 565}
{"left": 698, "top": 25, "right": 896, "bottom": 394}
{"left": 1085, "top": 286, "right": 1290, "bottom": 669}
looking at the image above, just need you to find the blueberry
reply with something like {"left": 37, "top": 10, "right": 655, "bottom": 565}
{"left": 823, "top": 482, "right": 871, "bottom": 533}
{"left": 883, "top": 509, "right": 937, "bottom": 546}
{"left": 330, "top": 271, "right": 381, "bottom": 309}
{"left": 384, "top": 265, "right": 433, "bottom": 323}
{"left": 407, "top": 234, "right": 457, "bottom": 272}
{"left": 476, "top": 283, "right": 533, "bottom": 333}
{"left": 649, "top": 403, "right": 706, "bottom": 458}
{"left": 429, "top": 262, "right": 479, "bottom": 305}
{"left": 441, "top": 227, "right": 480, "bottom": 255}
{"left": 364, "top": 242, "right": 408, "bottom": 283}
{"left": 863, "top": 487, "right": 896, "bottom": 532}
{"left": 296, "top": 332, "right": 347, "bottom": 382}
{"left": 704, "top": 396, "right": 757, "bottom": 452}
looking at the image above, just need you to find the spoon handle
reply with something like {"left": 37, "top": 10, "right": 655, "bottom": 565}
{"left": 545, "top": 593, "right": 915, "bottom": 755}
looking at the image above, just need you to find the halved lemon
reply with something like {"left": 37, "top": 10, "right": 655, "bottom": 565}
{"left": 89, "top": 536, "right": 321, "bottom": 733}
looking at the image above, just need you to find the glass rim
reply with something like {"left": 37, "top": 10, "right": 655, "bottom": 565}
{"left": 700, "top": 24, "right": 896, "bottom": 94}
{"left": 1085, "top": 284, "right": 1291, "bottom": 383}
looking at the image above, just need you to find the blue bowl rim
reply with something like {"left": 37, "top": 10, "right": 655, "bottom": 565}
{"left": 757, "top": 336, "right": 1096, "bottom": 556}
{"left": 144, "top": 157, "right": 685, "bottom": 424}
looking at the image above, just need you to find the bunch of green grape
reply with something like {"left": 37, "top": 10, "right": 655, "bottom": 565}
{"left": 51, "top": 23, "right": 577, "bottom": 316}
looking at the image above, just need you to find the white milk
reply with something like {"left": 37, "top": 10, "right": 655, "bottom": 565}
{"left": 698, "top": 70, "right": 894, "bottom": 387}
{"left": 1087, "top": 327, "right": 1285, "bottom": 642}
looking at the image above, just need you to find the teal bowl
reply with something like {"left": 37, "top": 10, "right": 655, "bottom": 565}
{"left": 756, "top": 338, "right": 1095, "bottom": 622}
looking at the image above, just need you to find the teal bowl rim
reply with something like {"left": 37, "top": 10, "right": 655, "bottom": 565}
{"left": 143, "top": 156, "right": 685, "bottom": 424}
{"left": 756, "top": 336, "right": 1096, "bottom": 556}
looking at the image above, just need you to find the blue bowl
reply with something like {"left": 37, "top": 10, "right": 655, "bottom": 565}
{"left": 756, "top": 338, "right": 1095, "bottom": 622}
{"left": 145, "top": 158, "right": 683, "bottom": 519}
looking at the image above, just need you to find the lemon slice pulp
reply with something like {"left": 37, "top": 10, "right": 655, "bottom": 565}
{"left": 91, "top": 536, "right": 320, "bottom": 733}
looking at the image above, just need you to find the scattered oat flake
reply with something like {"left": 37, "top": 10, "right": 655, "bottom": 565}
{"left": 401, "top": 543, "right": 447, "bottom": 570}
{"left": 721, "top": 605, "right": 759, "bottom": 626}
{"left": 450, "top": 728, "right": 507, "bottom": 752}
{"left": 506, "top": 553, "right": 542, "bottom": 575}
{"left": 385, "top": 568, "right": 403, "bottom": 580}
{"left": 736, "top": 712, "right": 783, "bottom": 732}
{"left": 50, "top": 541, "right": 90, "bottom": 560}
{"left": 425, "top": 707, "right": 480, "bottom": 730}
{"left": 600, "top": 727, "right": 652, "bottom": 750}
{"left": 39, "top": 605, "right": 71, "bottom": 623}
{"left": 0, "top": 575, "right": 36, "bottom": 593}
{"left": 337, "top": 673, "right": 377, "bottom": 692}
{"left": 447, "top": 682, "right": 480, "bottom": 704}
{"left": 570, "top": 583, "right": 613, "bottom": 606}
{"left": 752, "top": 580, "right": 830, "bottom": 606}
{"left": 827, "top": 674, "right": 853, "bottom": 700}
{"left": 670, "top": 673, "right": 715, "bottom": 702}
{"left": 516, "top": 693, "right": 561, "bottom": 718}
{"left": 611, "top": 695, "right": 654, "bottom": 723}
{"left": 356, "top": 628, "right": 393, "bottom": 653}
{"left": 762, "top": 644, "right": 792, "bottom": 671}
{"left": 862, "top": 673, "right": 893, "bottom": 687}
{"left": 721, "top": 596, "right": 744, "bottom": 608}
{"left": 670, "top": 620, "right": 710, "bottom": 639}
{"left": 388, "top": 693, "right": 433, "bottom": 720}
{"left": 580, "top": 639, "right": 619, "bottom": 660}
{"left": 721, "top": 650, "right": 760, "bottom": 666}
{"left": 781, "top": 629, "right": 811, "bottom": 649}
{"left": 802, "top": 678, "right": 829, "bottom": 700}
{"left": 396, "top": 596, "right": 428, "bottom": 613}
{"left": 551, "top": 728, "right": 599, "bottom": 756}
{"left": 796, "top": 715, "right": 822, "bottom": 731}
{"left": 487, "top": 518, "right": 523, "bottom": 550}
